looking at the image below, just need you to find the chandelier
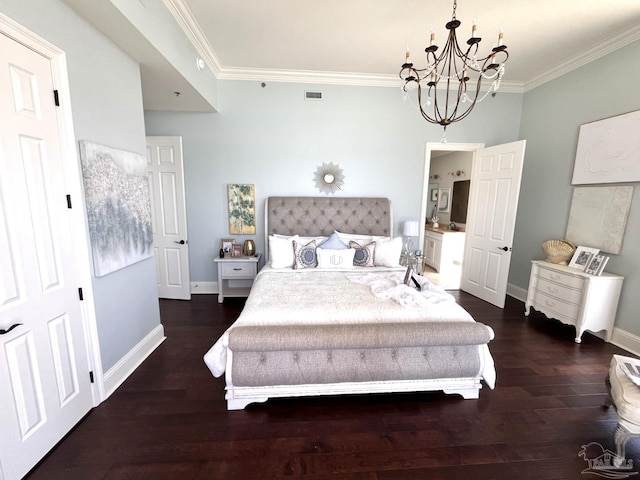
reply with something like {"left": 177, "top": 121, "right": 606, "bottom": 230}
{"left": 399, "top": 0, "right": 508, "bottom": 131}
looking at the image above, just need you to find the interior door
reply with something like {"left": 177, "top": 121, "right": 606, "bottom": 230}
{"left": 460, "top": 140, "right": 526, "bottom": 308}
{"left": 0, "top": 32, "right": 93, "bottom": 479}
{"left": 146, "top": 136, "right": 191, "bottom": 300}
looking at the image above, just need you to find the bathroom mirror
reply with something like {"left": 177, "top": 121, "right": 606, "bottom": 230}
{"left": 450, "top": 180, "right": 470, "bottom": 224}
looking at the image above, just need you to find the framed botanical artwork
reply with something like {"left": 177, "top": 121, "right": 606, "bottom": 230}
{"left": 437, "top": 187, "right": 451, "bottom": 213}
{"left": 231, "top": 244, "right": 243, "bottom": 257}
{"left": 228, "top": 184, "right": 256, "bottom": 235}
{"left": 430, "top": 188, "right": 438, "bottom": 202}
{"left": 220, "top": 238, "right": 235, "bottom": 255}
{"left": 585, "top": 254, "right": 609, "bottom": 276}
{"left": 568, "top": 246, "right": 600, "bottom": 271}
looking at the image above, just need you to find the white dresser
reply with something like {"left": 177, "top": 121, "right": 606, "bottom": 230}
{"left": 424, "top": 227, "right": 466, "bottom": 289}
{"left": 525, "top": 260, "right": 623, "bottom": 343}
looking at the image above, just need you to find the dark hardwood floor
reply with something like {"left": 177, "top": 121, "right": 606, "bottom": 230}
{"left": 27, "top": 292, "right": 637, "bottom": 479}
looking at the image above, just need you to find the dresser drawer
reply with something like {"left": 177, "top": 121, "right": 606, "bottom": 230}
{"left": 531, "top": 290, "right": 580, "bottom": 322}
{"left": 536, "top": 265, "right": 584, "bottom": 289}
{"left": 221, "top": 262, "right": 256, "bottom": 277}
{"left": 534, "top": 278, "right": 583, "bottom": 305}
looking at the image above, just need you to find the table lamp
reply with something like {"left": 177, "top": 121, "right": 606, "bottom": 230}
{"left": 403, "top": 220, "right": 419, "bottom": 254}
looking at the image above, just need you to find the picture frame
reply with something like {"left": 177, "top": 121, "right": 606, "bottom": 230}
{"left": 220, "top": 238, "right": 235, "bottom": 254}
{"left": 585, "top": 254, "right": 609, "bottom": 276}
{"left": 437, "top": 187, "right": 452, "bottom": 213}
{"left": 568, "top": 246, "right": 600, "bottom": 271}
{"left": 430, "top": 188, "right": 438, "bottom": 202}
{"left": 228, "top": 184, "right": 256, "bottom": 235}
{"left": 231, "top": 244, "right": 243, "bottom": 257}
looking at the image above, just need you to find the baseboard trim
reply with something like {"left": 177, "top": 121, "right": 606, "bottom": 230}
{"left": 611, "top": 328, "right": 640, "bottom": 357}
{"left": 190, "top": 281, "right": 217, "bottom": 294}
{"left": 507, "top": 282, "right": 527, "bottom": 303}
{"left": 103, "top": 324, "right": 166, "bottom": 398}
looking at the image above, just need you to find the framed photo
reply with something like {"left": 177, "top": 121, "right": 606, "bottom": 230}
{"left": 231, "top": 244, "right": 243, "bottom": 257}
{"left": 403, "top": 265, "right": 413, "bottom": 286}
{"left": 585, "top": 254, "right": 609, "bottom": 276}
{"left": 430, "top": 188, "right": 438, "bottom": 202}
{"left": 568, "top": 246, "right": 600, "bottom": 270}
{"left": 437, "top": 187, "right": 451, "bottom": 213}
{"left": 220, "top": 238, "right": 235, "bottom": 254}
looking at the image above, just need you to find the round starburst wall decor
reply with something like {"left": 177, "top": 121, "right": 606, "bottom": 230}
{"left": 313, "top": 162, "right": 345, "bottom": 195}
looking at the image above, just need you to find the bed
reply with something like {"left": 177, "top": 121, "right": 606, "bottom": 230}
{"left": 204, "top": 196, "right": 496, "bottom": 410}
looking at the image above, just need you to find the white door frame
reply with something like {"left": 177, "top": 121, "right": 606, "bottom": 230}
{"left": 0, "top": 13, "right": 104, "bottom": 405}
{"left": 419, "top": 142, "right": 484, "bottom": 251}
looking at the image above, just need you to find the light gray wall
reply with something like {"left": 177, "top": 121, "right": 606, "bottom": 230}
{"left": 3, "top": 0, "right": 162, "bottom": 371}
{"left": 144, "top": 80, "right": 523, "bottom": 283}
{"left": 513, "top": 40, "right": 640, "bottom": 335}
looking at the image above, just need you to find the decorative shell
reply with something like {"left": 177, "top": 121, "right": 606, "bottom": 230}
{"left": 541, "top": 240, "right": 576, "bottom": 265}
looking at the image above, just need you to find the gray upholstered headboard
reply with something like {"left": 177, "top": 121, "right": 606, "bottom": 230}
{"left": 265, "top": 197, "right": 393, "bottom": 239}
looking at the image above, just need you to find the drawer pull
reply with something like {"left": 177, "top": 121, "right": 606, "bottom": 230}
{"left": 549, "top": 273, "right": 561, "bottom": 281}
{"left": 233, "top": 268, "right": 242, "bottom": 271}
{"left": 546, "top": 286, "right": 559, "bottom": 294}
{"left": 545, "top": 299, "right": 556, "bottom": 308}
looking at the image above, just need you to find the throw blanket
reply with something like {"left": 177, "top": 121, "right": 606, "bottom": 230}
{"left": 348, "top": 271, "right": 454, "bottom": 307}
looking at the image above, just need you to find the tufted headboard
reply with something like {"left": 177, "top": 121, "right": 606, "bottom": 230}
{"left": 265, "top": 197, "right": 393, "bottom": 240}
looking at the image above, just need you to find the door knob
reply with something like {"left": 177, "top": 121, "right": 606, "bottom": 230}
{"left": 497, "top": 246, "right": 511, "bottom": 252}
{"left": 0, "top": 324, "right": 22, "bottom": 335}
{"left": 174, "top": 240, "right": 186, "bottom": 245}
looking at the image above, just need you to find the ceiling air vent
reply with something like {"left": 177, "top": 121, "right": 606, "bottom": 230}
{"left": 305, "top": 91, "right": 322, "bottom": 100}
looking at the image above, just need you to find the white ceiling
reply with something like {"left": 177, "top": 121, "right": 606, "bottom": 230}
{"left": 67, "top": 0, "right": 640, "bottom": 111}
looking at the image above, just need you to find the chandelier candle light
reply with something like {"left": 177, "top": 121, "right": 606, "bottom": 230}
{"left": 399, "top": 0, "right": 508, "bottom": 132}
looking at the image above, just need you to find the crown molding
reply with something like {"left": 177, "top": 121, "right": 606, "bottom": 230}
{"left": 162, "top": 0, "right": 222, "bottom": 76}
{"left": 163, "top": 0, "right": 637, "bottom": 94}
{"left": 524, "top": 24, "right": 640, "bottom": 92}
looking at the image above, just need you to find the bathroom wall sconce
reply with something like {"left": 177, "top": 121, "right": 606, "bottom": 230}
{"left": 448, "top": 170, "right": 465, "bottom": 177}
{"left": 429, "top": 174, "right": 440, "bottom": 180}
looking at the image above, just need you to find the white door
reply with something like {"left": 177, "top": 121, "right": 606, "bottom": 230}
{"left": 146, "top": 136, "right": 191, "bottom": 300}
{"left": 0, "top": 33, "right": 93, "bottom": 480}
{"left": 460, "top": 140, "right": 526, "bottom": 308}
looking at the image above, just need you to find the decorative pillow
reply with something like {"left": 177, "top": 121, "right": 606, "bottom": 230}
{"left": 349, "top": 241, "right": 376, "bottom": 267}
{"left": 318, "top": 232, "right": 349, "bottom": 250}
{"left": 269, "top": 234, "right": 298, "bottom": 268}
{"left": 373, "top": 237, "right": 403, "bottom": 267}
{"left": 316, "top": 248, "right": 356, "bottom": 269}
{"left": 293, "top": 239, "right": 318, "bottom": 269}
{"left": 335, "top": 230, "right": 390, "bottom": 245}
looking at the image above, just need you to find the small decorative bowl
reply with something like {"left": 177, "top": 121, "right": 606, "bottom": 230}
{"left": 541, "top": 239, "right": 576, "bottom": 265}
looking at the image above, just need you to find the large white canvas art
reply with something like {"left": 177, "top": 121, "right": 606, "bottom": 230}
{"left": 572, "top": 110, "right": 640, "bottom": 185}
{"left": 79, "top": 141, "right": 152, "bottom": 277}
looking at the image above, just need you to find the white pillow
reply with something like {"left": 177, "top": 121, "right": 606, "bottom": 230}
{"left": 269, "top": 234, "right": 298, "bottom": 268}
{"left": 335, "top": 230, "right": 390, "bottom": 245}
{"left": 272, "top": 233, "right": 327, "bottom": 244}
{"left": 374, "top": 237, "right": 403, "bottom": 267}
{"left": 316, "top": 248, "right": 356, "bottom": 269}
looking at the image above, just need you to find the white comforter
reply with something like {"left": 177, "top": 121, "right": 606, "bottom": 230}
{"left": 204, "top": 266, "right": 485, "bottom": 378}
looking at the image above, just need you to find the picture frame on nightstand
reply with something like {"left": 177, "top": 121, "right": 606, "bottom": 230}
{"left": 231, "top": 244, "right": 243, "bottom": 257}
{"left": 220, "top": 238, "right": 235, "bottom": 255}
{"left": 585, "top": 254, "right": 609, "bottom": 276}
{"left": 568, "top": 245, "right": 599, "bottom": 271}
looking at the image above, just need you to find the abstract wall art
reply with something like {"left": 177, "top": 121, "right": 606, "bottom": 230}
{"left": 79, "top": 141, "right": 153, "bottom": 277}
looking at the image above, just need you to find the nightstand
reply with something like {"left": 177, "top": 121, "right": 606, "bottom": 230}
{"left": 525, "top": 260, "right": 623, "bottom": 343}
{"left": 214, "top": 254, "right": 262, "bottom": 303}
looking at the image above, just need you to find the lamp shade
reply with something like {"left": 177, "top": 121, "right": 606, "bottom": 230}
{"left": 403, "top": 220, "right": 420, "bottom": 237}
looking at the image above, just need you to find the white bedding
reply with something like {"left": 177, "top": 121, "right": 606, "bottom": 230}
{"left": 204, "top": 266, "right": 483, "bottom": 378}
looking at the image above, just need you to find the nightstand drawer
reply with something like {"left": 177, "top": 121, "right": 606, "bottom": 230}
{"left": 536, "top": 265, "right": 584, "bottom": 289}
{"left": 535, "top": 278, "right": 582, "bottom": 304}
{"left": 221, "top": 262, "right": 256, "bottom": 277}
